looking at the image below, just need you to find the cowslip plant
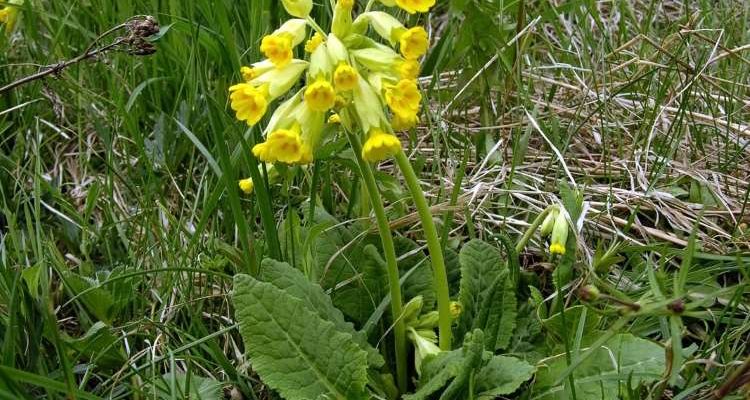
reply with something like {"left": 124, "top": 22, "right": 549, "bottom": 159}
{"left": 228, "top": 0, "right": 454, "bottom": 394}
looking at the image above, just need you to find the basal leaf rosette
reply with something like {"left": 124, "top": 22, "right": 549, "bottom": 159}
{"left": 229, "top": 0, "right": 434, "bottom": 190}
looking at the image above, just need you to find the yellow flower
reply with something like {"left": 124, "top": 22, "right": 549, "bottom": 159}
{"left": 240, "top": 60, "right": 274, "bottom": 81}
{"left": 328, "top": 113, "right": 341, "bottom": 124}
{"left": 392, "top": 112, "right": 418, "bottom": 131}
{"left": 261, "top": 33, "right": 294, "bottom": 68}
{"left": 281, "top": 0, "right": 313, "bottom": 18}
{"left": 334, "top": 63, "right": 358, "bottom": 91}
{"left": 253, "top": 126, "right": 308, "bottom": 164}
{"left": 339, "top": 0, "right": 354, "bottom": 7}
{"left": 385, "top": 79, "right": 421, "bottom": 119}
{"left": 239, "top": 178, "right": 255, "bottom": 194}
{"left": 396, "top": 0, "right": 435, "bottom": 14}
{"left": 229, "top": 83, "right": 269, "bottom": 125}
{"left": 397, "top": 59, "right": 420, "bottom": 80}
{"left": 305, "top": 32, "right": 325, "bottom": 53}
{"left": 399, "top": 26, "right": 429, "bottom": 60}
{"left": 362, "top": 129, "right": 402, "bottom": 162}
{"left": 304, "top": 79, "right": 336, "bottom": 112}
{"left": 549, "top": 210, "right": 569, "bottom": 255}
{"left": 0, "top": 0, "right": 22, "bottom": 34}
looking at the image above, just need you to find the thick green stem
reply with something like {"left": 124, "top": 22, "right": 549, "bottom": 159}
{"left": 345, "top": 132, "right": 407, "bottom": 393}
{"left": 394, "top": 151, "right": 452, "bottom": 350}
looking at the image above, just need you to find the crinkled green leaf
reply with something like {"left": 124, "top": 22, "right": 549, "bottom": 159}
{"left": 233, "top": 274, "right": 369, "bottom": 400}
{"left": 258, "top": 258, "right": 384, "bottom": 368}
{"left": 475, "top": 355, "right": 535, "bottom": 398}
{"left": 457, "top": 240, "right": 517, "bottom": 350}
{"left": 531, "top": 333, "right": 665, "bottom": 400}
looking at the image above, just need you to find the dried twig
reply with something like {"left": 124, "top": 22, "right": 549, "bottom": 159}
{"left": 0, "top": 15, "right": 160, "bottom": 95}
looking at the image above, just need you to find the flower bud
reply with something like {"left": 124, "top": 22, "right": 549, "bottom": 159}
{"left": 402, "top": 296, "right": 424, "bottom": 323}
{"left": 357, "top": 11, "right": 405, "bottom": 45}
{"left": 549, "top": 209, "right": 569, "bottom": 255}
{"left": 281, "top": 0, "right": 312, "bottom": 18}
{"left": 414, "top": 311, "right": 439, "bottom": 329}
{"left": 251, "top": 59, "right": 309, "bottom": 99}
{"left": 578, "top": 285, "right": 600, "bottom": 302}
{"left": 309, "top": 43, "right": 333, "bottom": 79}
{"left": 408, "top": 327, "right": 440, "bottom": 375}
{"left": 326, "top": 34, "right": 349, "bottom": 65}
{"left": 332, "top": 0, "right": 354, "bottom": 38}
{"left": 353, "top": 79, "right": 388, "bottom": 133}
{"left": 274, "top": 18, "right": 308, "bottom": 46}
{"left": 351, "top": 45, "right": 400, "bottom": 73}
{"left": 238, "top": 178, "right": 254, "bottom": 194}
{"left": 540, "top": 207, "right": 559, "bottom": 237}
{"left": 449, "top": 301, "right": 462, "bottom": 319}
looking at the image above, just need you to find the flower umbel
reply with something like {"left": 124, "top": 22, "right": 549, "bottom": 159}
{"left": 362, "top": 129, "right": 402, "bottom": 162}
{"left": 229, "top": 84, "right": 269, "bottom": 125}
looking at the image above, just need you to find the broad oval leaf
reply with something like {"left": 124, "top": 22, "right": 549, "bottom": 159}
{"left": 233, "top": 274, "right": 369, "bottom": 400}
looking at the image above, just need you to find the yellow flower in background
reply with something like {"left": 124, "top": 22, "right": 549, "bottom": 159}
{"left": 239, "top": 178, "right": 255, "bottom": 194}
{"left": 281, "top": 0, "right": 313, "bottom": 18}
{"left": 305, "top": 79, "right": 336, "bottom": 112}
{"left": 385, "top": 79, "right": 421, "bottom": 119}
{"left": 392, "top": 112, "right": 417, "bottom": 131}
{"left": 334, "top": 63, "right": 358, "bottom": 91}
{"left": 549, "top": 210, "right": 569, "bottom": 255}
{"left": 0, "top": 0, "right": 23, "bottom": 34}
{"left": 399, "top": 26, "right": 429, "bottom": 60}
{"left": 362, "top": 129, "right": 401, "bottom": 162}
{"left": 261, "top": 34, "right": 295, "bottom": 68}
{"left": 396, "top": 0, "right": 436, "bottom": 14}
{"left": 397, "top": 59, "right": 420, "bottom": 80}
{"left": 328, "top": 113, "right": 341, "bottom": 124}
{"left": 229, "top": 83, "right": 269, "bottom": 125}
{"left": 305, "top": 32, "right": 325, "bottom": 53}
{"left": 253, "top": 126, "right": 307, "bottom": 164}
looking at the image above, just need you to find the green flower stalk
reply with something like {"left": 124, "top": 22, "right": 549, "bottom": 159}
{"left": 346, "top": 131, "right": 408, "bottom": 393}
{"left": 394, "top": 150, "right": 452, "bottom": 350}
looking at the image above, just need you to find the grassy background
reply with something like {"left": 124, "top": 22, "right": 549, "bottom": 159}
{"left": 1, "top": 0, "right": 749, "bottom": 398}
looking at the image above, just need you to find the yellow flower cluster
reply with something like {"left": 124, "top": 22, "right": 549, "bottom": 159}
{"left": 230, "top": 0, "right": 434, "bottom": 191}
